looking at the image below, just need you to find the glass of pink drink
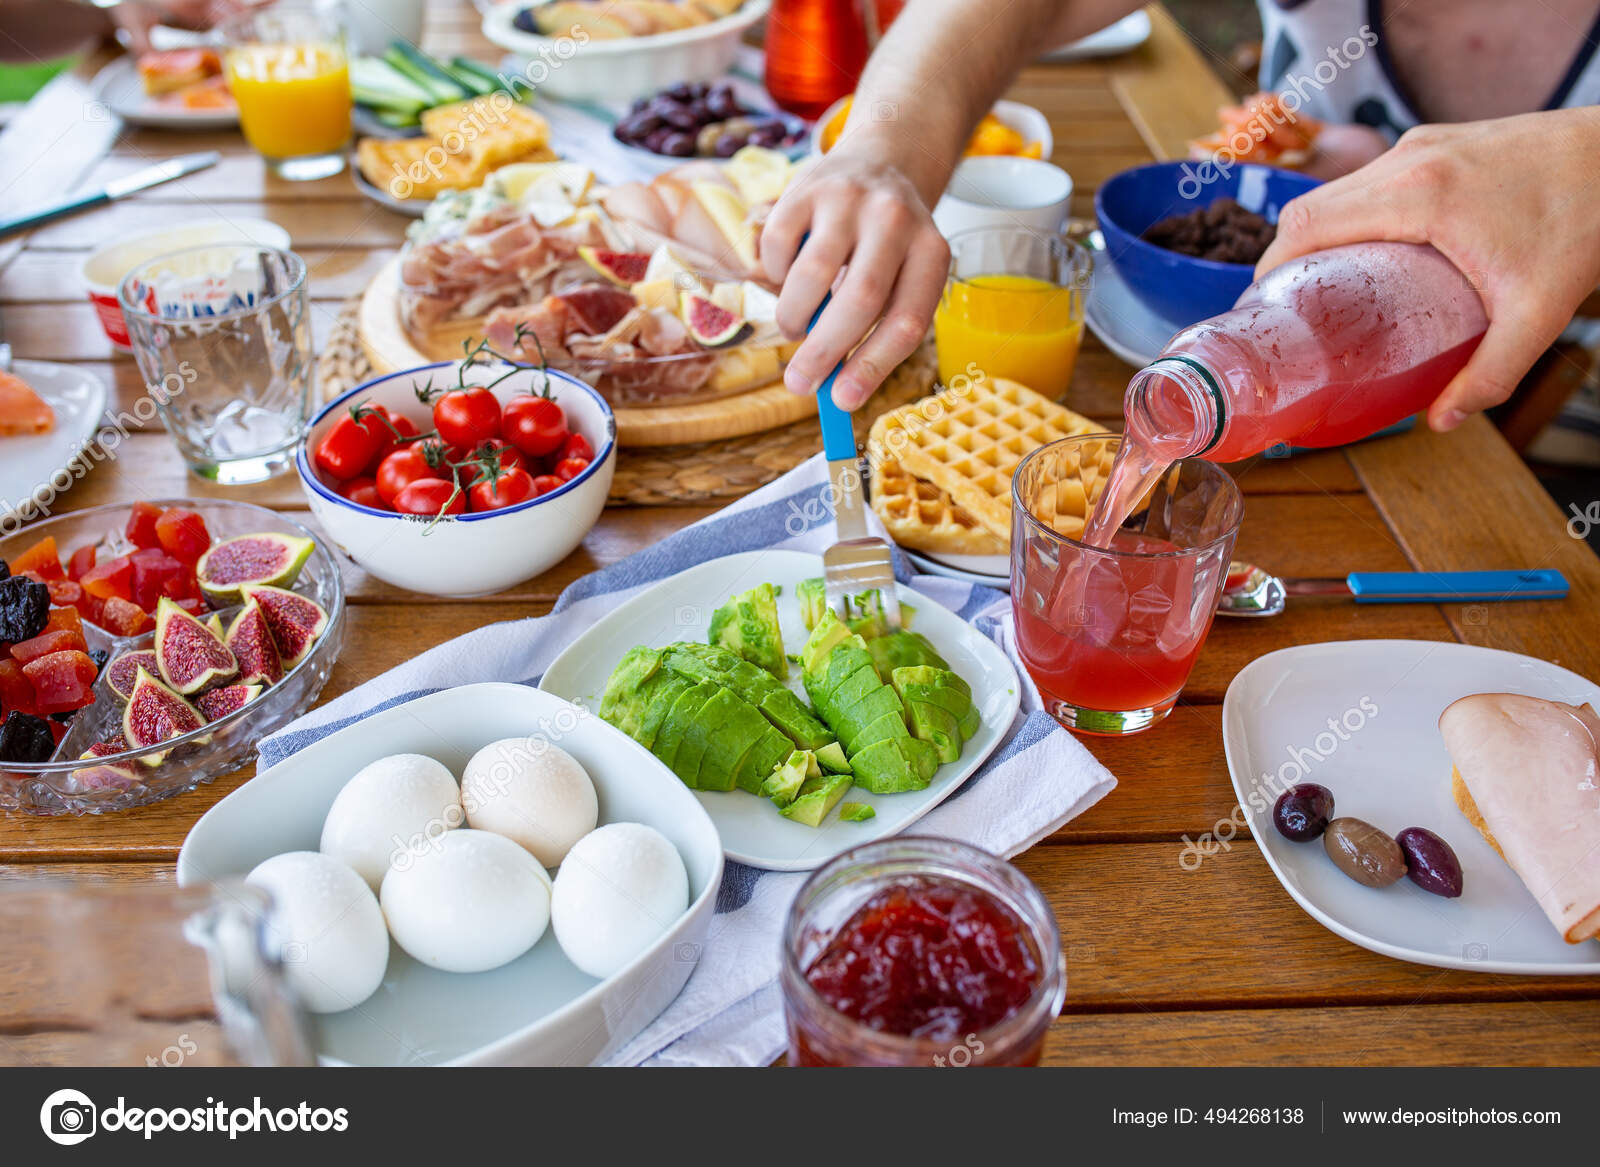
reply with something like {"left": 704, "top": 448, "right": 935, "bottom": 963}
{"left": 1011, "top": 435, "right": 1243, "bottom": 735}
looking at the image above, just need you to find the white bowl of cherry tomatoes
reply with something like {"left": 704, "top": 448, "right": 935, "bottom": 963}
{"left": 297, "top": 360, "right": 615, "bottom": 598}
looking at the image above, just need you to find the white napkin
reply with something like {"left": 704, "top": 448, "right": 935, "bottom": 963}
{"left": 259, "top": 453, "right": 1116, "bottom": 1066}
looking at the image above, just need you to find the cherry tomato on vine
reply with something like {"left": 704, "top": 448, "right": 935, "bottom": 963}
{"left": 425, "top": 385, "right": 501, "bottom": 449}
{"left": 532, "top": 473, "right": 564, "bottom": 496}
{"left": 502, "top": 393, "right": 567, "bottom": 458}
{"left": 393, "top": 478, "right": 464, "bottom": 516}
{"left": 371, "top": 409, "right": 422, "bottom": 466}
{"left": 469, "top": 466, "right": 538, "bottom": 512}
{"left": 377, "top": 441, "right": 450, "bottom": 506}
{"left": 314, "top": 402, "right": 390, "bottom": 480}
{"left": 337, "top": 475, "right": 384, "bottom": 510}
{"left": 552, "top": 456, "right": 590, "bottom": 482}
{"left": 557, "top": 433, "right": 594, "bottom": 464}
{"left": 456, "top": 438, "right": 526, "bottom": 475}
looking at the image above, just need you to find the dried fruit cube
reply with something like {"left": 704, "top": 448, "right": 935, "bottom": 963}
{"left": 130, "top": 548, "right": 185, "bottom": 612}
{"left": 11, "top": 627, "right": 88, "bottom": 664}
{"left": 0, "top": 659, "right": 37, "bottom": 717}
{"left": 99, "top": 595, "right": 151, "bottom": 637}
{"left": 126, "top": 501, "right": 163, "bottom": 549}
{"left": 11, "top": 536, "right": 64, "bottom": 581}
{"left": 81, "top": 554, "right": 133, "bottom": 602}
{"left": 67, "top": 544, "right": 96, "bottom": 581}
{"left": 22, "top": 649, "right": 99, "bottom": 715}
{"left": 154, "top": 508, "right": 211, "bottom": 565}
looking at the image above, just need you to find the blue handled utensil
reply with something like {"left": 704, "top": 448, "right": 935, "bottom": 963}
{"left": 0, "top": 152, "right": 220, "bottom": 240}
{"left": 1219, "top": 563, "right": 1569, "bottom": 617}
{"left": 809, "top": 291, "right": 902, "bottom": 631}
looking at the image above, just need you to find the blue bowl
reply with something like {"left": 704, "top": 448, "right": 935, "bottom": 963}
{"left": 1095, "top": 161, "right": 1321, "bottom": 329}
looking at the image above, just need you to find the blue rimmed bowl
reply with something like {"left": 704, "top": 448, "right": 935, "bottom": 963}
{"left": 1094, "top": 161, "right": 1321, "bottom": 327}
{"left": 297, "top": 363, "right": 616, "bottom": 598}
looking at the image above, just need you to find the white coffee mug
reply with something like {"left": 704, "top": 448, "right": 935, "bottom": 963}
{"left": 325, "top": 0, "right": 426, "bottom": 57}
{"left": 932, "top": 156, "right": 1074, "bottom": 239}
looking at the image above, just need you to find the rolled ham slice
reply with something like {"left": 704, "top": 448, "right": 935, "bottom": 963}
{"left": 1439, "top": 693, "right": 1600, "bottom": 944}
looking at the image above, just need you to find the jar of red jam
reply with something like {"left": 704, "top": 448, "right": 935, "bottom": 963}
{"left": 782, "top": 837, "right": 1065, "bottom": 1066}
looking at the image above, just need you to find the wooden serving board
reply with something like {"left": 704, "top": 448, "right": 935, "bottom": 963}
{"left": 357, "top": 256, "right": 819, "bottom": 447}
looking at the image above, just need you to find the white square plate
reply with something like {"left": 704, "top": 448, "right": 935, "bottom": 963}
{"left": 0, "top": 361, "right": 108, "bottom": 526}
{"left": 177, "top": 683, "right": 723, "bottom": 1065}
{"left": 540, "top": 549, "right": 1021, "bottom": 871}
{"left": 1223, "top": 639, "right": 1600, "bottom": 974}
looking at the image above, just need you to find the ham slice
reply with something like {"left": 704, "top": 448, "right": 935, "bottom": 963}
{"left": 0, "top": 370, "right": 55, "bottom": 436}
{"left": 1439, "top": 693, "right": 1600, "bottom": 944}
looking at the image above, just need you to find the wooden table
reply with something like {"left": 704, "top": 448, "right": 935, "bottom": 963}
{"left": 3, "top": 4, "right": 1599, "bottom": 1067}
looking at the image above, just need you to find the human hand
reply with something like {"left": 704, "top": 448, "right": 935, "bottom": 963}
{"left": 112, "top": 0, "right": 256, "bottom": 53}
{"left": 1255, "top": 109, "right": 1600, "bottom": 431}
{"left": 761, "top": 137, "right": 950, "bottom": 411}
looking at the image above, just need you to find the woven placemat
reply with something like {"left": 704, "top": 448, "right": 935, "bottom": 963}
{"left": 317, "top": 297, "right": 939, "bottom": 507}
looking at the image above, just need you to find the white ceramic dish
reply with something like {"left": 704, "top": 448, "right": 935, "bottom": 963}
{"left": 1085, "top": 247, "right": 1180, "bottom": 367}
{"left": 1223, "top": 639, "right": 1600, "bottom": 974}
{"left": 903, "top": 548, "right": 1011, "bottom": 591}
{"left": 296, "top": 362, "right": 616, "bottom": 597}
{"left": 91, "top": 56, "right": 238, "bottom": 130}
{"left": 177, "top": 682, "right": 723, "bottom": 1065}
{"left": 933, "top": 155, "right": 1074, "bottom": 239}
{"left": 1039, "top": 10, "right": 1152, "bottom": 61}
{"left": 0, "top": 361, "right": 109, "bottom": 530}
{"left": 482, "top": 0, "right": 770, "bottom": 102}
{"left": 812, "top": 96, "right": 1051, "bottom": 164}
{"left": 540, "top": 549, "right": 1022, "bottom": 870}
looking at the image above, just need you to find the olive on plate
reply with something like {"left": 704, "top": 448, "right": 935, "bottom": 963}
{"left": 1395, "top": 826, "right": 1464, "bottom": 898}
{"left": 1272, "top": 783, "right": 1334, "bottom": 841}
{"left": 1323, "top": 817, "right": 1407, "bottom": 888}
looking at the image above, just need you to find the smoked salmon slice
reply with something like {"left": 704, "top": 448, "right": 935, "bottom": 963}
{"left": 0, "top": 370, "right": 55, "bottom": 436}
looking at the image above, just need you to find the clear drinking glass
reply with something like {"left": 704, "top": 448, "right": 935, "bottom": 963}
{"left": 119, "top": 244, "right": 314, "bottom": 484}
{"left": 934, "top": 227, "right": 1091, "bottom": 399}
{"left": 0, "top": 880, "right": 314, "bottom": 1067}
{"left": 222, "top": 2, "right": 351, "bottom": 181}
{"left": 1011, "top": 434, "right": 1244, "bottom": 735}
{"left": 782, "top": 837, "right": 1065, "bottom": 1067}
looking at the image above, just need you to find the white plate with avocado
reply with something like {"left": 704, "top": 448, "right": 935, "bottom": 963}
{"left": 540, "top": 550, "right": 1021, "bottom": 871}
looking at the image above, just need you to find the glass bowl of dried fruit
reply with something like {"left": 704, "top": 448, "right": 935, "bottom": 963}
{"left": 0, "top": 499, "right": 344, "bottom": 815}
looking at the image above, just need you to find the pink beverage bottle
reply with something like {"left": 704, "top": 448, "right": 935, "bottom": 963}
{"left": 1123, "top": 242, "right": 1489, "bottom": 463}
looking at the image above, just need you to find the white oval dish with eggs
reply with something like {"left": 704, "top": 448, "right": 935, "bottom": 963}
{"left": 177, "top": 682, "right": 721, "bottom": 1066}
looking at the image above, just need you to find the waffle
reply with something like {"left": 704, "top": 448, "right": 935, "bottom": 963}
{"left": 868, "top": 377, "right": 1100, "bottom": 541}
{"left": 867, "top": 442, "right": 1007, "bottom": 556}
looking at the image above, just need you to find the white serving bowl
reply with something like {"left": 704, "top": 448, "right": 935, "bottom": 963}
{"left": 811, "top": 96, "right": 1053, "bottom": 162}
{"left": 177, "top": 683, "right": 724, "bottom": 1066}
{"left": 482, "top": 0, "right": 770, "bottom": 102}
{"left": 297, "top": 362, "right": 616, "bottom": 598}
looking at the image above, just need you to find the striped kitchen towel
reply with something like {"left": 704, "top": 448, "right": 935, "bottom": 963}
{"left": 257, "top": 452, "right": 1115, "bottom": 1066}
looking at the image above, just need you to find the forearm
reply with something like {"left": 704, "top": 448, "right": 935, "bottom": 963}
{"left": 0, "top": 0, "right": 112, "bottom": 61}
{"left": 841, "top": 0, "right": 1135, "bottom": 203}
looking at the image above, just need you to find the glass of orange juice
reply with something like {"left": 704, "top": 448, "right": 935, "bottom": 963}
{"left": 934, "top": 228, "right": 1091, "bottom": 400}
{"left": 223, "top": 3, "right": 351, "bottom": 181}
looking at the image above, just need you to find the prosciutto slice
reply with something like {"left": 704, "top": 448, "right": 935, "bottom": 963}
{"left": 1439, "top": 693, "right": 1600, "bottom": 943}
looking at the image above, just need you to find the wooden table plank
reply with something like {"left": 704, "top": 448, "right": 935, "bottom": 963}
{"left": 21, "top": 200, "right": 408, "bottom": 251}
{"left": 1107, "top": 5, "right": 1234, "bottom": 161}
{"left": 0, "top": 247, "right": 396, "bottom": 303}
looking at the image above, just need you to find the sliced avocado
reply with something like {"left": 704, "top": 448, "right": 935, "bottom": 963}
{"left": 903, "top": 736, "right": 941, "bottom": 783}
{"left": 703, "top": 688, "right": 777, "bottom": 791}
{"left": 735, "top": 727, "right": 794, "bottom": 795}
{"left": 838, "top": 802, "right": 876, "bottom": 822}
{"left": 868, "top": 631, "right": 950, "bottom": 675}
{"left": 674, "top": 687, "right": 749, "bottom": 791}
{"left": 958, "top": 703, "right": 981, "bottom": 740}
{"left": 797, "top": 577, "right": 828, "bottom": 631}
{"left": 667, "top": 643, "right": 834, "bottom": 750}
{"left": 849, "top": 738, "right": 930, "bottom": 794}
{"left": 598, "top": 646, "right": 665, "bottom": 739}
{"left": 815, "top": 741, "right": 851, "bottom": 774}
{"left": 779, "top": 772, "right": 853, "bottom": 827}
{"left": 803, "top": 750, "right": 822, "bottom": 779}
{"left": 707, "top": 581, "right": 788, "bottom": 680}
{"left": 800, "top": 610, "right": 856, "bottom": 677}
{"left": 653, "top": 680, "right": 721, "bottom": 786}
{"left": 907, "top": 700, "right": 962, "bottom": 763}
{"left": 635, "top": 672, "right": 693, "bottom": 752}
{"left": 833, "top": 685, "right": 905, "bottom": 745}
{"left": 891, "top": 666, "right": 975, "bottom": 739}
{"left": 761, "top": 749, "right": 813, "bottom": 807}
{"left": 817, "top": 665, "right": 882, "bottom": 725}
{"left": 842, "top": 708, "right": 911, "bottom": 755}
{"left": 756, "top": 689, "right": 835, "bottom": 751}
{"left": 813, "top": 644, "right": 878, "bottom": 705}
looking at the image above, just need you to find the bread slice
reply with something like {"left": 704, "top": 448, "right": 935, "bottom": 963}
{"left": 1450, "top": 765, "right": 1505, "bottom": 862}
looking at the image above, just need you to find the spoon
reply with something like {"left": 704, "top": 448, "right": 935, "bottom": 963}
{"left": 1217, "top": 562, "right": 1569, "bottom": 618}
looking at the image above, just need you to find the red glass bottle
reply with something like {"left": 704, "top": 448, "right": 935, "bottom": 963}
{"left": 764, "top": 0, "right": 871, "bottom": 120}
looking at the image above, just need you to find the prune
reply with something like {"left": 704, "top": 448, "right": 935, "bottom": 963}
{"left": 1273, "top": 783, "right": 1334, "bottom": 841}
{"left": 1323, "top": 818, "right": 1406, "bottom": 888}
{"left": 1395, "top": 827, "right": 1464, "bottom": 898}
{"left": 1141, "top": 197, "right": 1277, "bottom": 265}
{"left": 0, "top": 711, "right": 55, "bottom": 763}
{"left": 0, "top": 575, "right": 50, "bottom": 642}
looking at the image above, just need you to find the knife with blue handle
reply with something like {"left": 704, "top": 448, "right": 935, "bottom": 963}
{"left": 0, "top": 152, "right": 220, "bottom": 240}
{"left": 1219, "top": 564, "right": 1568, "bottom": 616}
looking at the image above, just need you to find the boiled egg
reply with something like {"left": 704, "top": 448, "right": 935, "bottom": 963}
{"left": 551, "top": 823, "right": 688, "bottom": 979}
{"left": 320, "top": 753, "right": 462, "bottom": 890}
{"left": 380, "top": 829, "right": 552, "bottom": 973}
{"left": 246, "top": 851, "right": 389, "bottom": 1014}
{"left": 460, "top": 736, "right": 597, "bottom": 867}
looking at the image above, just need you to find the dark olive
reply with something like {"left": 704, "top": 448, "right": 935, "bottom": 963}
{"left": 617, "top": 112, "right": 662, "bottom": 139}
{"left": 713, "top": 133, "right": 745, "bottom": 157}
{"left": 658, "top": 132, "right": 697, "bottom": 157}
{"left": 662, "top": 106, "right": 701, "bottom": 132}
{"left": 706, "top": 89, "right": 743, "bottom": 120}
{"left": 748, "top": 122, "right": 788, "bottom": 148}
{"left": 1323, "top": 817, "right": 1406, "bottom": 888}
{"left": 643, "top": 127, "right": 674, "bottom": 153}
{"left": 1395, "top": 827, "right": 1464, "bottom": 898}
{"left": 664, "top": 82, "right": 696, "bottom": 102}
{"left": 1272, "top": 783, "right": 1334, "bottom": 842}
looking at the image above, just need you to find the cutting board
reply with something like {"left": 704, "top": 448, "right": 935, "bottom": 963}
{"left": 357, "top": 257, "right": 819, "bottom": 448}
